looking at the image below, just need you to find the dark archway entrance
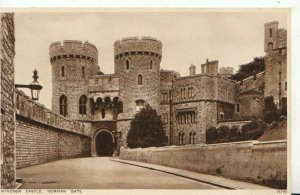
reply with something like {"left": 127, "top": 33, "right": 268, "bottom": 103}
{"left": 96, "top": 131, "right": 114, "bottom": 156}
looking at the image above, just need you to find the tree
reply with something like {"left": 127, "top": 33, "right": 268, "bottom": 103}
{"left": 127, "top": 104, "right": 166, "bottom": 148}
{"left": 229, "top": 57, "right": 265, "bottom": 81}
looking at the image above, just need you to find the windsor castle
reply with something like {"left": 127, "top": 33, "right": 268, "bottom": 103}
{"left": 49, "top": 21, "right": 287, "bottom": 157}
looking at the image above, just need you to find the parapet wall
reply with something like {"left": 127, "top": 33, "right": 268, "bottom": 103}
{"left": 15, "top": 89, "right": 92, "bottom": 168}
{"left": 236, "top": 71, "right": 265, "bottom": 94}
{"left": 120, "top": 140, "right": 287, "bottom": 188}
{"left": 114, "top": 36, "right": 162, "bottom": 57}
{"left": 15, "top": 89, "right": 89, "bottom": 136}
{"left": 49, "top": 40, "right": 98, "bottom": 62}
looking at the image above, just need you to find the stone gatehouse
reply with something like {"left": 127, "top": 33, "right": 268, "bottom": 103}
{"left": 48, "top": 21, "right": 287, "bottom": 154}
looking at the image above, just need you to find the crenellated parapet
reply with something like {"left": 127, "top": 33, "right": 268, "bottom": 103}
{"left": 49, "top": 40, "right": 98, "bottom": 63}
{"left": 114, "top": 36, "right": 162, "bottom": 59}
{"left": 15, "top": 89, "right": 88, "bottom": 136}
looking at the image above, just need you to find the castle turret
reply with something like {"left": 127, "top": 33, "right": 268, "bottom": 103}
{"left": 189, "top": 64, "right": 196, "bottom": 76}
{"left": 263, "top": 21, "right": 287, "bottom": 107}
{"left": 114, "top": 36, "right": 162, "bottom": 146}
{"left": 50, "top": 40, "right": 98, "bottom": 120}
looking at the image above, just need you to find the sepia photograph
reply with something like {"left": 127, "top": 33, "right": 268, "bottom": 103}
{"left": 0, "top": 8, "right": 291, "bottom": 193}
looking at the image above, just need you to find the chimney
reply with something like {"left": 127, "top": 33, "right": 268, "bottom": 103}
{"left": 189, "top": 64, "right": 196, "bottom": 76}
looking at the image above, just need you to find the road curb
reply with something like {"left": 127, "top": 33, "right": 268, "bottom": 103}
{"left": 110, "top": 158, "right": 237, "bottom": 189}
{"left": 110, "top": 158, "right": 272, "bottom": 190}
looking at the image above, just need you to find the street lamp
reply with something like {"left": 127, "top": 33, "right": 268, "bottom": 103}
{"left": 15, "top": 69, "right": 43, "bottom": 100}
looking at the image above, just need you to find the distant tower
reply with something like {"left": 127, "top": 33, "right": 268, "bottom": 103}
{"left": 49, "top": 40, "right": 98, "bottom": 120}
{"left": 114, "top": 36, "right": 162, "bottom": 146}
{"left": 264, "top": 21, "right": 287, "bottom": 106}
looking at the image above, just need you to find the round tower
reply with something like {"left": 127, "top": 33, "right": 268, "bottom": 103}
{"left": 49, "top": 40, "right": 98, "bottom": 120}
{"left": 114, "top": 36, "right": 162, "bottom": 146}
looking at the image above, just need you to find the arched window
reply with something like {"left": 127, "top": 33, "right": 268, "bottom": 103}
{"left": 79, "top": 95, "right": 87, "bottom": 115}
{"left": 101, "top": 109, "right": 105, "bottom": 119}
{"left": 137, "top": 74, "right": 143, "bottom": 85}
{"left": 81, "top": 67, "right": 85, "bottom": 78}
{"left": 181, "top": 132, "right": 185, "bottom": 145}
{"left": 179, "top": 132, "right": 182, "bottom": 145}
{"left": 150, "top": 60, "right": 153, "bottom": 70}
{"left": 192, "top": 132, "right": 196, "bottom": 144}
{"left": 61, "top": 66, "right": 65, "bottom": 78}
{"left": 136, "top": 99, "right": 145, "bottom": 112}
{"left": 267, "top": 42, "right": 273, "bottom": 52}
{"left": 126, "top": 60, "right": 130, "bottom": 70}
{"left": 269, "top": 28, "right": 272, "bottom": 37}
{"left": 59, "top": 95, "right": 67, "bottom": 117}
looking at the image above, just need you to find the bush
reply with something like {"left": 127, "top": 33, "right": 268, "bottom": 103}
{"left": 217, "top": 125, "right": 230, "bottom": 140}
{"left": 127, "top": 105, "right": 165, "bottom": 148}
{"left": 263, "top": 111, "right": 280, "bottom": 124}
{"left": 206, "top": 126, "right": 217, "bottom": 144}
{"left": 264, "top": 96, "right": 277, "bottom": 113}
{"left": 229, "top": 125, "right": 240, "bottom": 141}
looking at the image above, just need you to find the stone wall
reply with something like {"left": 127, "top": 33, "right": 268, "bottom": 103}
{"left": 0, "top": 13, "right": 16, "bottom": 188}
{"left": 15, "top": 89, "right": 91, "bottom": 168}
{"left": 16, "top": 119, "right": 91, "bottom": 168}
{"left": 120, "top": 140, "right": 287, "bottom": 188}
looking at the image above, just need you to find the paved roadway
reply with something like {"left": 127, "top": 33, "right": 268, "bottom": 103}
{"left": 17, "top": 157, "right": 220, "bottom": 189}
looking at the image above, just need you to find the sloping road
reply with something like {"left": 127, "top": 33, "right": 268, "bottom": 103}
{"left": 17, "top": 157, "right": 221, "bottom": 189}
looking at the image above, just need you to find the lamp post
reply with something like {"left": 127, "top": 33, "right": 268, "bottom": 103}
{"left": 15, "top": 69, "right": 43, "bottom": 100}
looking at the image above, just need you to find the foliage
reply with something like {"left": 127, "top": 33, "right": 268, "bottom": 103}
{"left": 264, "top": 96, "right": 277, "bottom": 113}
{"left": 229, "top": 57, "right": 265, "bottom": 81}
{"left": 263, "top": 111, "right": 280, "bottom": 124}
{"left": 127, "top": 105, "right": 166, "bottom": 148}
{"left": 206, "top": 120, "right": 266, "bottom": 144}
{"left": 206, "top": 126, "right": 217, "bottom": 144}
{"left": 263, "top": 96, "right": 280, "bottom": 124}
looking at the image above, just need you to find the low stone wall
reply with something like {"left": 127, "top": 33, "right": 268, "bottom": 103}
{"left": 16, "top": 118, "right": 91, "bottom": 169}
{"left": 120, "top": 140, "right": 287, "bottom": 188}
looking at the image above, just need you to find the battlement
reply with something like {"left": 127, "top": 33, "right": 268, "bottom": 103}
{"left": 114, "top": 36, "right": 162, "bottom": 57}
{"left": 49, "top": 40, "right": 98, "bottom": 62}
{"left": 15, "top": 89, "right": 88, "bottom": 136}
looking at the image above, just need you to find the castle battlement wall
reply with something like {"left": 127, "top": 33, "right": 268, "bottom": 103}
{"left": 49, "top": 40, "right": 98, "bottom": 63}
{"left": 236, "top": 71, "right": 265, "bottom": 94}
{"left": 15, "top": 89, "right": 89, "bottom": 136}
{"left": 114, "top": 36, "right": 162, "bottom": 57}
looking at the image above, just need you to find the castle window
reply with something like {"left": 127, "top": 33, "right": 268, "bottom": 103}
{"left": 79, "top": 95, "right": 87, "bottom": 115}
{"left": 136, "top": 99, "right": 145, "bottom": 112}
{"left": 16, "top": 95, "right": 19, "bottom": 110}
{"left": 236, "top": 104, "right": 240, "bottom": 113}
{"left": 269, "top": 28, "right": 272, "bottom": 38}
{"left": 191, "top": 87, "right": 194, "bottom": 97}
{"left": 59, "top": 95, "right": 67, "bottom": 117}
{"left": 179, "top": 133, "right": 182, "bottom": 145}
{"left": 188, "top": 87, "right": 190, "bottom": 98}
{"left": 108, "top": 76, "right": 111, "bottom": 84}
{"left": 179, "top": 132, "right": 185, "bottom": 145}
{"left": 267, "top": 42, "right": 273, "bottom": 52}
{"left": 61, "top": 66, "right": 65, "bottom": 78}
{"left": 81, "top": 67, "right": 85, "bottom": 78}
{"left": 162, "top": 92, "right": 168, "bottom": 102}
{"left": 101, "top": 109, "right": 105, "bottom": 119}
{"left": 150, "top": 60, "right": 153, "bottom": 70}
{"left": 126, "top": 60, "right": 130, "bottom": 70}
{"left": 285, "top": 82, "right": 287, "bottom": 91}
{"left": 192, "top": 132, "right": 196, "bottom": 144}
{"left": 137, "top": 74, "right": 143, "bottom": 85}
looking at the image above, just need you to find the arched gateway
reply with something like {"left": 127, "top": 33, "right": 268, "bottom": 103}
{"left": 91, "top": 129, "right": 116, "bottom": 157}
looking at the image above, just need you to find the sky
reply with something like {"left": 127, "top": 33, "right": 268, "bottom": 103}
{"left": 14, "top": 9, "right": 288, "bottom": 109}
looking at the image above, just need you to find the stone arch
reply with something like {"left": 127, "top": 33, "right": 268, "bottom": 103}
{"left": 91, "top": 129, "right": 115, "bottom": 157}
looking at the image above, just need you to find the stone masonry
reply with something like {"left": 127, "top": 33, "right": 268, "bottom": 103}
{"left": 48, "top": 21, "right": 287, "bottom": 153}
{"left": 0, "top": 13, "right": 16, "bottom": 188}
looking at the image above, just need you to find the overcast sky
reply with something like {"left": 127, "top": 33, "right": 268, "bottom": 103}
{"left": 14, "top": 10, "right": 288, "bottom": 109}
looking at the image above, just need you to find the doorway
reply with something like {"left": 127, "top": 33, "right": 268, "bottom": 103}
{"left": 95, "top": 131, "right": 114, "bottom": 156}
